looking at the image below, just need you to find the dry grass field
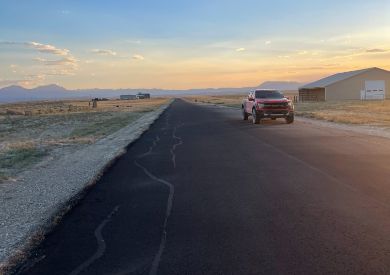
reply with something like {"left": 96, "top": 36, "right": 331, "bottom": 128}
{"left": 295, "top": 100, "right": 390, "bottom": 127}
{"left": 185, "top": 94, "right": 246, "bottom": 108}
{"left": 0, "top": 98, "right": 169, "bottom": 181}
{"left": 187, "top": 94, "right": 390, "bottom": 128}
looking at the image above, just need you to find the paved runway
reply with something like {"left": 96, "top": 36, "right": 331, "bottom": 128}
{"left": 21, "top": 99, "right": 390, "bottom": 275}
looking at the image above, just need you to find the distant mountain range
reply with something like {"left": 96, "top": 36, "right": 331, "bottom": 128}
{"left": 0, "top": 81, "right": 304, "bottom": 103}
{"left": 258, "top": 81, "right": 302, "bottom": 91}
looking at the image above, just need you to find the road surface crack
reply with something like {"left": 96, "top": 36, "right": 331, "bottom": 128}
{"left": 133, "top": 133, "right": 176, "bottom": 275}
{"left": 69, "top": 205, "right": 120, "bottom": 275}
{"left": 170, "top": 125, "right": 184, "bottom": 168}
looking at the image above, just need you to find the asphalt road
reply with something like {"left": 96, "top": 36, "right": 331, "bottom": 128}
{"left": 20, "top": 99, "right": 390, "bottom": 275}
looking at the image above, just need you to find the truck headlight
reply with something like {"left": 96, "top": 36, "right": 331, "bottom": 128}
{"left": 257, "top": 103, "right": 265, "bottom": 109}
{"left": 288, "top": 102, "right": 293, "bottom": 108}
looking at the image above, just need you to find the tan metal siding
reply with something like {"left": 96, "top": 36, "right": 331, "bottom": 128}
{"left": 326, "top": 69, "right": 390, "bottom": 100}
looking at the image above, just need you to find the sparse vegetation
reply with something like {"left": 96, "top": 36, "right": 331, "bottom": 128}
{"left": 70, "top": 112, "right": 141, "bottom": 138}
{"left": 0, "top": 98, "right": 169, "bottom": 181}
{"left": 185, "top": 94, "right": 245, "bottom": 108}
{"left": 295, "top": 100, "right": 390, "bottom": 127}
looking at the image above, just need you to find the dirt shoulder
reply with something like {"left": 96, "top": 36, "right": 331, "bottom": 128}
{"left": 0, "top": 99, "right": 172, "bottom": 271}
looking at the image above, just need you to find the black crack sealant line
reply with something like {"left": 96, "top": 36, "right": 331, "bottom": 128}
{"left": 69, "top": 205, "right": 120, "bottom": 275}
{"left": 134, "top": 124, "right": 183, "bottom": 275}
{"left": 170, "top": 125, "right": 184, "bottom": 169}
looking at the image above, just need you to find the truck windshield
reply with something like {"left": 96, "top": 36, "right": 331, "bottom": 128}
{"left": 255, "top": 90, "right": 284, "bottom": 99}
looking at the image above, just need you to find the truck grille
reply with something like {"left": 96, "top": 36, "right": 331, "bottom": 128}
{"left": 264, "top": 110, "right": 289, "bottom": 115}
{"left": 263, "top": 102, "right": 288, "bottom": 109}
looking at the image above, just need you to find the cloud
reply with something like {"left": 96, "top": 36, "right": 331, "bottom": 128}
{"left": 0, "top": 40, "right": 78, "bottom": 86}
{"left": 91, "top": 49, "right": 117, "bottom": 56}
{"left": 235, "top": 48, "right": 245, "bottom": 52}
{"left": 265, "top": 41, "right": 272, "bottom": 45}
{"left": 132, "top": 54, "right": 145, "bottom": 60}
{"left": 10, "top": 64, "right": 18, "bottom": 73}
{"left": 27, "top": 41, "right": 70, "bottom": 56}
{"left": 1, "top": 41, "right": 70, "bottom": 56}
{"left": 33, "top": 56, "right": 78, "bottom": 68}
{"left": 0, "top": 74, "right": 46, "bottom": 88}
{"left": 45, "top": 69, "right": 76, "bottom": 76}
{"left": 0, "top": 79, "right": 26, "bottom": 86}
{"left": 366, "top": 48, "right": 388, "bottom": 53}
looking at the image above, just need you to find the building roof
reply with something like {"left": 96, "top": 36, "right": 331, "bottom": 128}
{"left": 300, "top": 67, "right": 388, "bottom": 89}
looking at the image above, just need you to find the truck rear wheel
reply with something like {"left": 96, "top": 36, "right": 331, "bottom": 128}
{"left": 252, "top": 109, "right": 260, "bottom": 124}
{"left": 242, "top": 106, "right": 248, "bottom": 120}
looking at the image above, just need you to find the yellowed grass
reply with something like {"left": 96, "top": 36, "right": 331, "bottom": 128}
{"left": 295, "top": 100, "right": 390, "bottom": 127}
{"left": 185, "top": 94, "right": 245, "bottom": 108}
{"left": 0, "top": 98, "right": 168, "bottom": 116}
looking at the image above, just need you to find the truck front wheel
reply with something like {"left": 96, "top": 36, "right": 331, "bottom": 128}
{"left": 286, "top": 114, "right": 294, "bottom": 124}
{"left": 252, "top": 109, "right": 260, "bottom": 124}
{"left": 242, "top": 106, "right": 248, "bottom": 120}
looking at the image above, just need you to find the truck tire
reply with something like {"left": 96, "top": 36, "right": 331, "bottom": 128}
{"left": 242, "top": 106, "right": 248, "bottom": 120}
{"left": 252, "top": 108, "right": 260, "bottom": 124}
{"left": 286, "top": 114, "right": 294, "bottom": 124}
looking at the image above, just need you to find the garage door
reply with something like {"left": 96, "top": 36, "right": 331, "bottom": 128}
{"left": 362, "top": 80, "right": 385, "bottom": 100}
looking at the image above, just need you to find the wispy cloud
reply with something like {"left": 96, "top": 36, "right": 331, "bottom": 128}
{"left": 0, "top": 41, "right": 78, "bottom": 87}
{"left": 0, "top": 74, "right": 46, "bottom": 88}
{"left": 265, "top": 41, "right": 272, "bottom": 45}
{"left": 34, "top": 56, "right": 78, "bottom": 67}
{"left": 235, "top": 48, "right": 245, "bottom": 52}
{"left": 132, "top": 54, "right": 145, "bottom": 60}
{"left": 91, "top": 49, "right": 117, "bottom": 56}
{"left": 10, "top": 64, "right": 18, "bottom": 73}
{"left": 366, "top": 48, "right": 388, "bottom": 53}
{"left": 1, "top": 41, "right": 70, "bottom": 56}
{"left": 27, "top": 41, "right": 70, "bottom": 56}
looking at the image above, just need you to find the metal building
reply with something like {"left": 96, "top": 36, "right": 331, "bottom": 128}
{"left": 120, "top": 95, "right": 137, "bottom": 100}
{"left": 299, "top": 67, "right": 390, "bottom": 101}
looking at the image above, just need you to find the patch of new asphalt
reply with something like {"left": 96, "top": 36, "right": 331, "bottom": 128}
{"left": 19, "top": 99, "right": 390, "bottom": 275}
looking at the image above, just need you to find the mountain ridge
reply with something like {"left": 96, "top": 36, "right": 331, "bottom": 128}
{"left": 0, "top": 81, "right": 304, "bottom": 103}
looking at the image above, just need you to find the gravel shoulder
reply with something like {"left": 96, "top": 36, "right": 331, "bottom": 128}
{"left": 0, "top": 100, "right": 172, "bottom": 271}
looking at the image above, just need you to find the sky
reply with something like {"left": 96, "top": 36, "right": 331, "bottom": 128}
{"left": 0, "top": 0, "right": 390, "bottom": 89}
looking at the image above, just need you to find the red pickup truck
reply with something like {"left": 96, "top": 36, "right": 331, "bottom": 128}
{"left": 242, "top": 90, "right": 294, "bottom": 124}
